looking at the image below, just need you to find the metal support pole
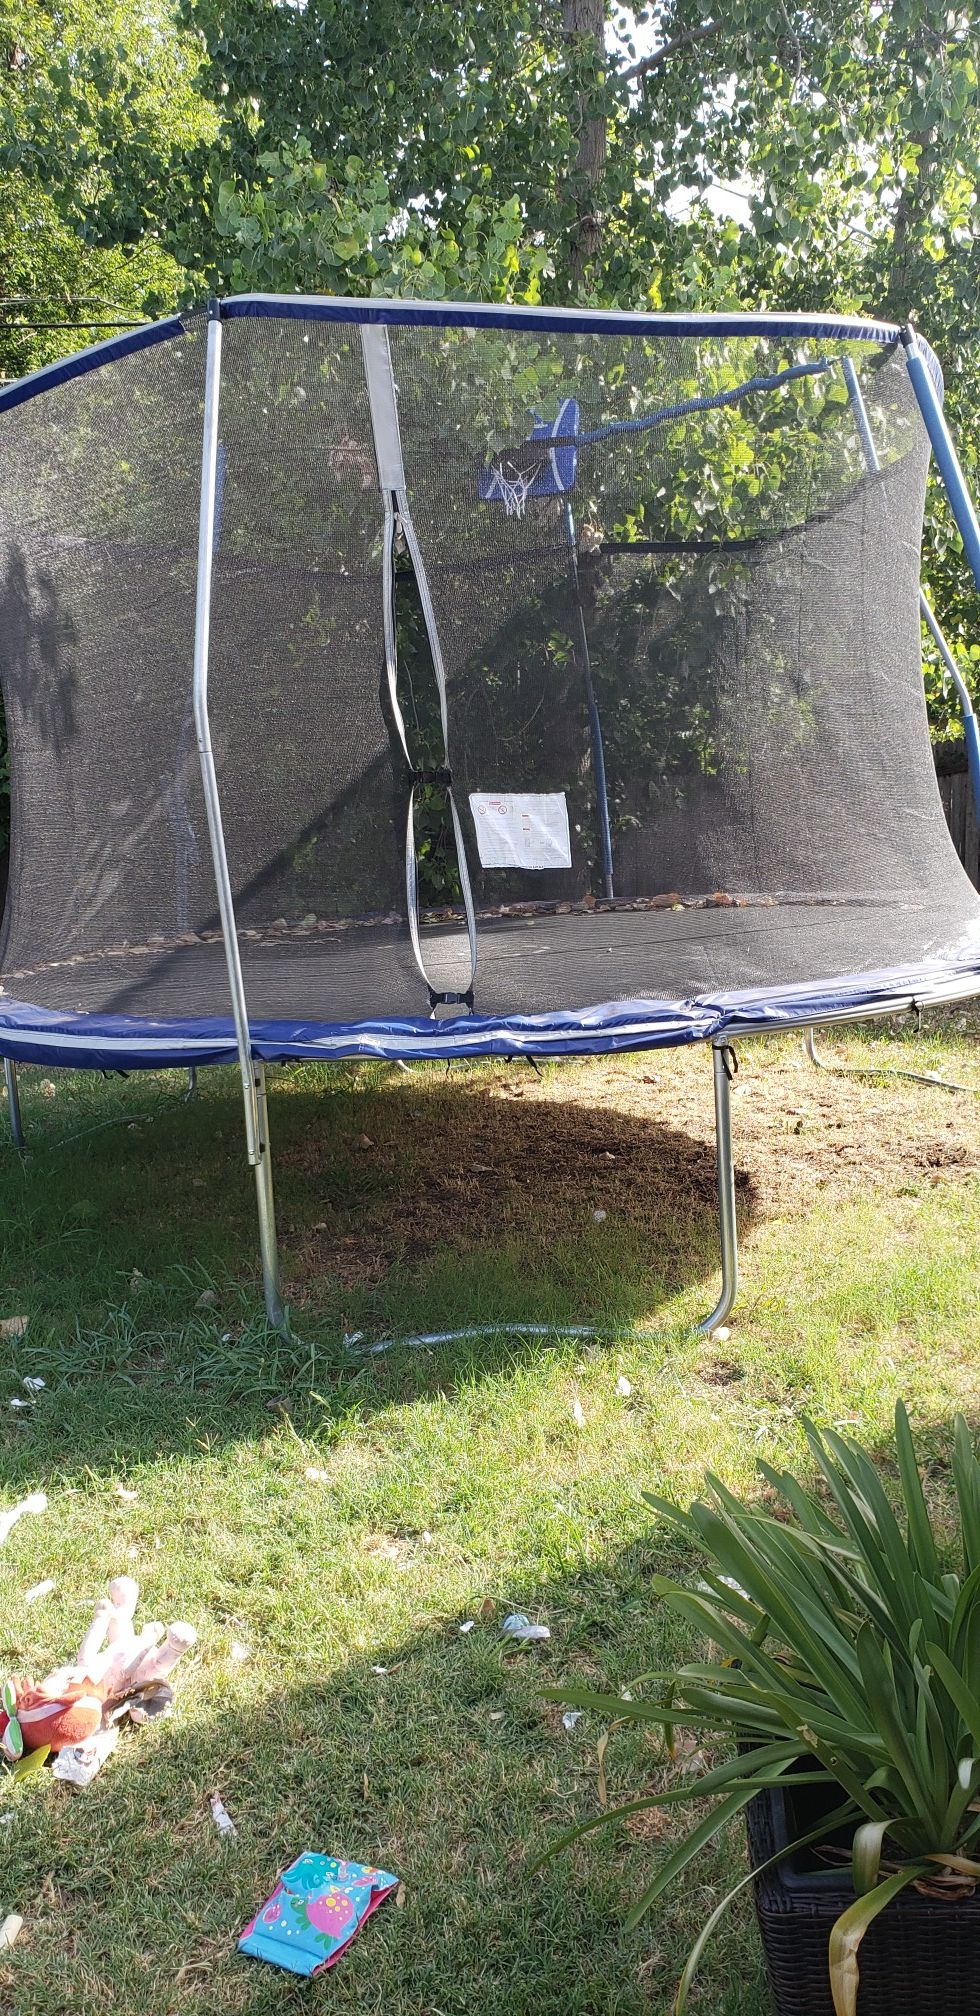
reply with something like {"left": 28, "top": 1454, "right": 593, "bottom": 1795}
{"left": 803, "top": 1023, "right": 975, "bottom": 1094}
{"left": 902, "top": 329, "right": 980, "bottom": 594}
{"left": 346, "top": 1036, "right": 739, "bottom": 1351}
{"left": 564, "top": 498, "right": 614, "bottom": 898}
{"left": 4, "top": 1058, "right": 24, "bottom": 1149}
{"left": 192, "top": 301, "right": 287, "bottom": 1334}
{"left": 919, "top": 591, "right": 980, "bottom": 817}
{"left": 842, "top": 352, "right": 980, "bottom": 814}
{"left": 696, "top": 1040, "right": 739, "bottom": 1335}
{"left": 252, "top": 1057, "right": 285, "bottom": 1330}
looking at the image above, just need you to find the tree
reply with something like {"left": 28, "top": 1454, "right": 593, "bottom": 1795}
{"left": 0, "top": 0, "right": 977, "bottom": 754}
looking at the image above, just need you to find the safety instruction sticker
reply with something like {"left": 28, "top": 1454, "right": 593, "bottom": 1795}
{"left": 469, "top": 791, "right": 572, "bottom": 871}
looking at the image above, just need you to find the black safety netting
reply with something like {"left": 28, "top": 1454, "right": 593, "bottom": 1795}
{"left": 1, "top": 308, "right": 979, "bottom": 1035}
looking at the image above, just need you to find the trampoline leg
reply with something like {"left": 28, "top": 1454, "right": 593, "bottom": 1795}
{"left": 4, "top": 1059, "right": 24, "bottom": 1150}
{"left": 803, "top": 1023, "right": 974, "bottom": 1094}
{"left": 250, "top": 1058, "right": 287, "bottom": 1333}
{"left": 694, "top": 1041, "right": 738, "bottom": 1337}
{"left": 348, "top": 1038, "right": 741, "bottom": 1354}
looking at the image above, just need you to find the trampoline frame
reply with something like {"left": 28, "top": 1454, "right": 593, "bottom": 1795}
{"left": 4, "top": 297, "right": 980, "bottom": 1343}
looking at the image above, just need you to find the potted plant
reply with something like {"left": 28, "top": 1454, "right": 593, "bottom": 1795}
{"left": 543, "top": 1404, "right": 980, "bottom": 2016}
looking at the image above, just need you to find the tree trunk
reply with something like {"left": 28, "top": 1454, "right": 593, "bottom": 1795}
{"left": 562, "top": 0, "right": 606, "bottom": 291}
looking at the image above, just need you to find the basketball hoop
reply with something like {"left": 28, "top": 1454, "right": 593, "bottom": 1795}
{"left": 483, "top": 457, "right": 539, "bottom": 518}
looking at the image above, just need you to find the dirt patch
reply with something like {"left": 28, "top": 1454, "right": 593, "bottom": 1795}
{"left": 275, "top": 1022, "right": 980, "bottom": 1291}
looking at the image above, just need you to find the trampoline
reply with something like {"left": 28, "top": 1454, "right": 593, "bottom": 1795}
{"left": 2, "top": 295, "right": 980, "bottom": 1338}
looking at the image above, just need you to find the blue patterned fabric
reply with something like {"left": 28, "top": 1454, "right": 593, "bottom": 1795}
{"left": 239, "top": 1853, "right": 399, "bottom": 1978}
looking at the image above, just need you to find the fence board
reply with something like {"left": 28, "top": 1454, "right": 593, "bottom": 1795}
{"left": 940, "top": 766, "right": 980, "bottom": 889}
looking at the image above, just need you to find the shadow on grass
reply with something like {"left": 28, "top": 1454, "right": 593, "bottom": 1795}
{"left": 1, "top": 1058, "right": 756, "bottom": 1477}
{"left": 0, "top": 1540, "right": 770, "bottom": 2016}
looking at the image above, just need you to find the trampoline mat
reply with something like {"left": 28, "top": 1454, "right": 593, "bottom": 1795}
{"left": 4, "top": 893, "right": 980, "bottom": 1035}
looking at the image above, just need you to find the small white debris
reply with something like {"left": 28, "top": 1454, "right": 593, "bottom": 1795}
{"left": 24, "top": 1578, "right": 55, "bottom": 1605}
{"left": 562, "top": 1710, "right": 583, "bottom": 1731}
{"left": 21, "top": 1376, "right": 45, "bottom": 1395}
{"left": 616, "top": 1375, "right": 632, "bottom": 1398}
{"left": 210, "top": 1792, "right": 237, "bottom": 1837}
{"left": 501, "top": 1612, "right": 551, "bottom": 1644}
{"left": 113, "top": 1484, "right": 138, "bottom": 1503}
{"left": 0, "top": 1913, "right": 24, "bottom": 1950}
{"left": 129, "top": 1270, "right": 145, "bottom": 1293}
{"left": 719, "top": 1574, "right": 751, "bottom": 1601}
{"left": 39, "top": 1080, "right": 57, "bottom": 1098}
{"left": 229, "top": 1641, "right": 250, "bottom": 1664}
{"left": 370, "top": 1664, "right": 388, "bottom": 1675}
{"left": 421, "top": 1530, "right": 433, "bottom": 1546}
{"left": 571, "top": 1397, "right": 585, "bottom": 1427}
{"left": 52, "top": 1727, "right": 119, "bottom": 1786}
{"left": 458, "top": 1620, "right": 475, "bottom": 1635}
{"left": 710, "top": 1325, "right": 731, "bottom": 1343}
{"left": 0, "top": 1317, "right": 28, "bottom": 1339}
{"left": 592, "top": 1208, "right": 607, "bottom": 1223}
{"left": 620, "top": 1688, "right": 633, "bottom": 1702}
{"left": 8, "top": 1396, "right": 31, "bottom": 1410}
{"left": 0, "top": 1491, "right": 47, "bottom": 1548}
{"left": 304, "top": 1465, "right": 330, "bottom": 1483}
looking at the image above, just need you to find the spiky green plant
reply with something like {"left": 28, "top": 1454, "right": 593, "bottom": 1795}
{"left": 542, "top": 1404, "right": 980, "bottom": 2016}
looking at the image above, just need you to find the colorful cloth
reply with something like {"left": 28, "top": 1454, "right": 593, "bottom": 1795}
{"left": 239, "top": 1853, "right": 399, "bottom": 1977}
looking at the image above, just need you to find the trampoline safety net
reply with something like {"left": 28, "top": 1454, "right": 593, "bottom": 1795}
{"left": 1, "top": 300, "right": 979, "bottom": 1053}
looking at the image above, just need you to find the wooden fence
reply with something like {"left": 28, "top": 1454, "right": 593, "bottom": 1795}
{"left": 1, "top": 760, "right": 979, "bottom": 909}
{"left": 937, "top": 757, "right": 980, "bottom": 890}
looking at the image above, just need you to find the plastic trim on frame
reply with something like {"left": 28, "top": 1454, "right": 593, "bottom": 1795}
{"left": 0, "top": 300, "right": 944, "bottom": 418}
{"left": 2, "top": 957, "right": 979, "bottom": 1071}
{"left": 0, "top": 315, "right": 187, "bottom": 415}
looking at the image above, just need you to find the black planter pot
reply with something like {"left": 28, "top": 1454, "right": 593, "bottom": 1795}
{"left": 746, "top": 1782, "right": 980, "bottom": 2015}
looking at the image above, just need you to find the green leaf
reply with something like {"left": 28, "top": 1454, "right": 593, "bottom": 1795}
{"left": 851, "top": 1818, "right": 892, "bottom": 1895}
{"left": 11, "top": 1742, "right": 49, "bottom": 1780}
{"left": 895, "top": 1402, "right": 941, "bottom": 1585}
{"left": 953, "top": 1417, "right": 980, "bottom": 1576}
{"left": 674, "top": 1800, "right": 857, "bottom": 2015}
{"left": 925, "top": 1642, "right": 980, "bottom": 1751}
{"left": 828, "top": 1867, "right": 926, "bottom": 2016}
{"left": 623, "top": 1787, "right": 759, "bottom": 1931}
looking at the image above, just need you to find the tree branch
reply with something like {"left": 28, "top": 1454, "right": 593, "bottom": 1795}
{"left": 620, "top": 21, "right": 722, "bottom": 84}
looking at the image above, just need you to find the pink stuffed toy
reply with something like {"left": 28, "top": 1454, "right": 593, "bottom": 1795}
{"left": 1, "top": 1577, "right": 197, "bottom": 1758}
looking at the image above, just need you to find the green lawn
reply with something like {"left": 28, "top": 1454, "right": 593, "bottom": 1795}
{"left": 1, "top": 1017, "right": 979, "bottom": 2015}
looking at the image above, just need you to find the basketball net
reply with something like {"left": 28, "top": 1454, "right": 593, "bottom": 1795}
{"left": 487, "top": 458, "right": 538, "bottom": 518}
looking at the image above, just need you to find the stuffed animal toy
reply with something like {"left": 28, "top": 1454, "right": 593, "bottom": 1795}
{"left": 1, "top": 1577, "right": 197, "bottom": 1759}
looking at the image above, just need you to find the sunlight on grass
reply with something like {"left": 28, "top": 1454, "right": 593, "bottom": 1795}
{"left": 2, "top": 1018, "right": 979, "bottom": 2013}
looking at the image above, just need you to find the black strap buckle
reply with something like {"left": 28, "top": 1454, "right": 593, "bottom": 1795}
{"left": 411, "top": 765, "right": 452, "bottom": 788}
{"left": 428, "top": 988, "right": 474, "bottom": 1012}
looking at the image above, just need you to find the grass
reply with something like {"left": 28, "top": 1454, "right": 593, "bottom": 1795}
{"left": 1, "top": 1012, "right": 980, "bottom": 2014}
